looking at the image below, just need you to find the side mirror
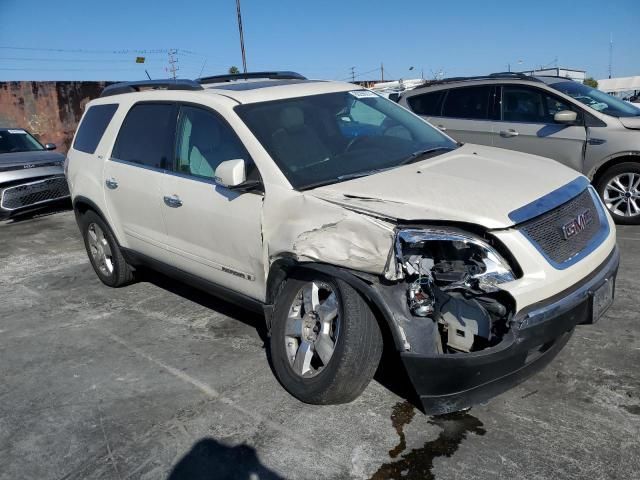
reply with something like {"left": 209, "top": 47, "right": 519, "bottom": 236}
{"left": 215, "top": 159, "right": 246, "bottom": 188}
{"left": 554, "top": 110, "right": 578, "bottom": 124}
{"left": 389, "top": 93, "right": 400, "bottom": 102}
{"left": 44, "top": 143, "right": 57, "bottom": 150}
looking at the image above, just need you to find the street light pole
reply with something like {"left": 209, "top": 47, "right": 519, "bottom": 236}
{"left": 236, "top": 0, "right": 247, "bottom": 73}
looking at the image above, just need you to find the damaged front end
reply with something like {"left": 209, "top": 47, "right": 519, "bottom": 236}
{"left": 394, "top": 228, "right": 517, "bottom": 354}
{"left": 371, "top": 228, "right": 618, "bottom": 415}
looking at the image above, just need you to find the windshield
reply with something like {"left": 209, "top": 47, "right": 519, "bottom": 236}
{"left": 235, "top": 90, "right": 457, "bottom": 189}
{"left": 549, "top": 81, "right": 640, "bottom": 118}
{"left": 0, "top": 129, "right": 44, "bottom": 154}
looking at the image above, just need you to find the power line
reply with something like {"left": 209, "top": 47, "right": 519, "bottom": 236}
{"left": 0, "top": 67, "right": 148, "bottom": 71}
{"left": 0, "top": 56, "right": 177, "bottom": 64}
{"left": 0, "top": 46, "right": 197, "bottom": 55}
{"left": 340, "top": 67, "right": 381, "bottom": 82}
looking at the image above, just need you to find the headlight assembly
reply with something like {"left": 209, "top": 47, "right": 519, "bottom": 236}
{"left": 395, "top": 228, "right": 516, "bottom": 292}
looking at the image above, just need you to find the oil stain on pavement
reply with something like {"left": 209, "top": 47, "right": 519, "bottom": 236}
{"left": 370, "top": 401, "right": 486, "bottom": 480}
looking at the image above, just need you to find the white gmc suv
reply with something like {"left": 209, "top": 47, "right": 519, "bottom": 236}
{"left": 66, "top": 72, "right": 619, "bottom": 414}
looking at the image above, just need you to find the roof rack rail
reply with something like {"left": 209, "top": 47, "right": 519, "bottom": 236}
{"left": 100, "top": 79, "right": 204, "bottom": 97}
{"left": 409, "top": 72, "right": 542, "bottom": 91}
{"left": 197, "top": 71, "right": 306, "bottom": 84}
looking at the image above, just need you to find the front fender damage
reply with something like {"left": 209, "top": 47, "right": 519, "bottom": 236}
{"left": 262, "top": 189, "right": 514, "bottom": 357}
{"left": 263, "top": 191, "right": 397, "bottom": 277}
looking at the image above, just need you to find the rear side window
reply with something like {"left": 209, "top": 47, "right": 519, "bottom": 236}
{"left": 112, "top": 103, "right": 176, "bottom": 169}
{"left": 442, "top": 86, "right": 491, "bottom": 120}
{"left": 73, "top": 104, "right": 118, "bottom": 154}
{"left": 407, "top": 91, "right": 445, "bottom": 116}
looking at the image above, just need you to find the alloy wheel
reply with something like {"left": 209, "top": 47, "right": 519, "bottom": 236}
{"left": 284, "top": 281, "right": 341, "bottom": 378}
{"left": 603, "top": 172, "right": 640, "bottom": 218}
{"left": 87, "top": 223, "right": 114, "bottom": 276}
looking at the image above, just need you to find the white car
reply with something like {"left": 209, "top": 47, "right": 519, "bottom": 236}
{"left": 66, "top": 72, "right": 619, "bottom": 414}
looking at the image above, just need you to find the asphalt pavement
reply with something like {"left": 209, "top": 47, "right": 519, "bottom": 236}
{"left": 1, "top": 209, "right": 639, "bottom": 479}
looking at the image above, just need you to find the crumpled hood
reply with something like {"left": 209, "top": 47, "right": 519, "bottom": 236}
{"left": 310, "top": 144, "right": 581, "bottom": 229}
{"left": 0, "top": 150, "right": 65, "bottom": 171}
{"left": 618, "top": 116, "right": 640, "bottom": 130}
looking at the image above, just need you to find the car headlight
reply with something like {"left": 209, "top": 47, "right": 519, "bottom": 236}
{"left": 395, "top": 228, "right": 515, "bottom": 291}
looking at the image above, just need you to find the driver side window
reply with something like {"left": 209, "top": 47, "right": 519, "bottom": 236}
{"left": 502, "top": 86, "right": 575, "bottom": 123}
{"left": 175, "top": 106, "right": 247, "bottom": 180}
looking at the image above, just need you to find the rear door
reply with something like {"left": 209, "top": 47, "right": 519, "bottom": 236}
{"left": 103, "top": 102, "right": 177, "bottom": 258}
{"left": 492, "top": 85, "right": 586, "bottom": 171}
{"left": 159, "top": 104, "right": 265, "bottom": 300}
{"left": 417, "top": 85, "right": 496, "bottom": 146}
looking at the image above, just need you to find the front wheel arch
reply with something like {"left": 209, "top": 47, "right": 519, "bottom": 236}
{"left": 590, "top": 153, "right": 640, "bottom": 185}
{"left": 265, "top": 259, "right": 407, "bottom": 352}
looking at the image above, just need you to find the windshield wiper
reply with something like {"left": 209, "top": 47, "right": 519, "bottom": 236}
{"left": 337, "top": 168, "right": 388, "bottom": 181}
{"left": 397, "top": 146, "right": 456, "bottom": 166}
{"left": 298, "top": 168, "right": 389, "bottom": 191}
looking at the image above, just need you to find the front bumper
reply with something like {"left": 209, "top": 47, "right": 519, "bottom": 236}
{"left": 401, "top": 246, "right": 620, "bottom": 415}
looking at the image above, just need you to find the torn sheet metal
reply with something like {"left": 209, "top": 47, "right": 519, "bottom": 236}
{"left": 262, "top": 187, "right": 396, "bottom": 278}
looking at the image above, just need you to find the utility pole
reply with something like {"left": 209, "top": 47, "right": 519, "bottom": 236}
{"left": 381, "top": 62, "right": 384, "bottom": 82}
{"left": 236, "top": 0, "right": 248, "bottom": 73}
{"left": 608, "top": 32, "right": 613, "bottom": 79}
{"left": 350, "top": 66, "right": 355, "bottom": 83}
{"left": 167, "top": 49, "right": 179, "bottom": 80}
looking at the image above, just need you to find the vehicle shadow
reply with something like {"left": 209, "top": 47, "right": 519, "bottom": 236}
{"left": 374, "top": 345, "right": 424, "bottom": 412}
{"left": 141, "top": 270, "right": 423, "bottom": 410}
{"left": 168, "top": 437, "right": 284, "bottom": 480}
{"left": 2, "top": 199, "right": 72, "bottom": 224}
{"left": 139, "top": 269, "right": 270, "bottom": 345}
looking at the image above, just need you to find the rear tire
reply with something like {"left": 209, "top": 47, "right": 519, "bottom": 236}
{"left": 80, "top": 210, "right": 135, "bottom": 287}
{"left": 595, "top": 162, "right": 640, "bottom": 225}
{"left": 270, "top": 273, "right": 383, "bottom": 405}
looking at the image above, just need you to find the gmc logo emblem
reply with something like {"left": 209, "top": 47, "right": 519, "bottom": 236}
{"left": 561, "top": 209, "right": 593, "bottom": 240}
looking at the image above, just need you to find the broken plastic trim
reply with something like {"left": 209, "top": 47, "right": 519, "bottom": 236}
{"left": 394, "top": 228, "right": 516, "bottom": 353}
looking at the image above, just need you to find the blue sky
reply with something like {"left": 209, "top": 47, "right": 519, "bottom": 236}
{"left": 0, "top": 0, "right": 638, "bottom": 82}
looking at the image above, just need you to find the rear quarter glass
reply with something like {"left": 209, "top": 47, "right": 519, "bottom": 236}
{"left": 73, "top": 104, "right": 119, "bottom": 154}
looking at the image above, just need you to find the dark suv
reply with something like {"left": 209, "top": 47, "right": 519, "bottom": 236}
{"left": 0, "top": 128, "right": 69, "bottom": 220}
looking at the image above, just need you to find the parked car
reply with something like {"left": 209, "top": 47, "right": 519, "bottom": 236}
{"left": 398, "top": 73, "right": 640, "bottom": 224}
{"left": 66, "top": 73, "right": 618, "bottom": 414}
{"left": 0, "top": 128, "right": 69, "bottom": 220}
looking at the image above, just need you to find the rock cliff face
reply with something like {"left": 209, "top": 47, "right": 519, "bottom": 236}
{"left": 0, "top": 81, "right": 107, "bottom": 152}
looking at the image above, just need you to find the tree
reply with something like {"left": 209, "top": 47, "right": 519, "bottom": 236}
{"left": 228, "top": 66, "right": 240, "bottom": 75}
{"left": 584, "top": 77, "right": 598, "bottom": 88}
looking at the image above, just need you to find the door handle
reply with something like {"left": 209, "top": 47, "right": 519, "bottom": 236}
{"left": 437, "top": 124, "right": 447, "bottom": 131}
{"left": 499, "top": 129, "right": 519, "bottom": 138}
{"left": 163, "top": 195, "right": 183, "bottom": 208}
{"left": 105, "top": 178, "right": 118, "bottom": 189}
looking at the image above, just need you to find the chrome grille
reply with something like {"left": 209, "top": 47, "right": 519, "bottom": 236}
{"left": 1, "top": 176, "right": 70, "bottom": 210}
{"left": 518, "top": 188, "right": 602, "bottom": 265}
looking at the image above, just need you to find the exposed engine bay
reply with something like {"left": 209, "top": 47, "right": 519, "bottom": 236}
{"left": 396, "top": 229, "right": 515, "bottom": 353}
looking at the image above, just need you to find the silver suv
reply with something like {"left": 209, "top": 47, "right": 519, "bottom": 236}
{"left": 399, "top": 73, "right": 640, "bottom": 224}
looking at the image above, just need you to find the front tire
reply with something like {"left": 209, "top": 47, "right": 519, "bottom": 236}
{"left": 595, "top": 162, "right": 640, "bottom": 225}
{"left": 80, "top": 210, "right": 135, "bottom": 287}
{"left": 270, "top": 273, "right": 383, "bottom": 405}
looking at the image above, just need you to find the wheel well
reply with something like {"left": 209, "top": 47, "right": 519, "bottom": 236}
{"left": 591, "top": 155, "right": 640, "bottom": 187}
{"left": 265, "top": 260, "right": 405, "bottom": 353}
